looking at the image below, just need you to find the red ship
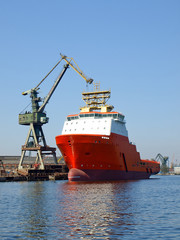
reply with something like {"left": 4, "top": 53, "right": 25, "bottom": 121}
{"left": 56, "top": 84, "right": 160, "bottom": 181}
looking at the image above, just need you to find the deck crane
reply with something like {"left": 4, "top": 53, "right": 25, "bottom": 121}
{"left": 18, "top": 54, "right": 93, "bottom": 170}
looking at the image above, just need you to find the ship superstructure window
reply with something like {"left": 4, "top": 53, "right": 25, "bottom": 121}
{"left": 67, "top": 116, "right": 79, "bottom": 121}
{"left": 78, "top": 113, "right": 124, "bottom": 121}
{"left": 79, "top": 113, "right": 98, "bottom": 118}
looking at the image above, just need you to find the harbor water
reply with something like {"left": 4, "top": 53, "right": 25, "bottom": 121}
{"left": 0, "top": 175, "right": 180, "bottom": 239}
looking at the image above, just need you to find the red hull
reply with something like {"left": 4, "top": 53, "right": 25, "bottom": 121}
{"left": 56, "top": 133, "right": 160, "bottom": 181}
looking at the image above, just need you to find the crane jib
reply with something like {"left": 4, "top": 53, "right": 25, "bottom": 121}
{"left": 38, "top": 64, "right": 69, "bottom": 113}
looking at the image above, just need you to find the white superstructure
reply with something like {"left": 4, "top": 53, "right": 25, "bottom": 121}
{"left": 62, "top": 112, "right": 128, "bottom": 137}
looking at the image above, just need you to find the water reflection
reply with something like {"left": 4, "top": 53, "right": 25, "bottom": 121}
{"left": 19, "top": 182, "right": 49, "bottom": 239}
{"left": 54, "top": 181, "right": 137, "bottom": 239}
{"left": 1, "top": 177, "right": 180, "bottom": 239}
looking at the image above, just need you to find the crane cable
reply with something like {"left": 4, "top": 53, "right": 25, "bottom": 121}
{"left": 19, "top": 101, "right": 32, "bottom": 114}
{"left": 35, "top": 58, "right": 63, "bottom": 90}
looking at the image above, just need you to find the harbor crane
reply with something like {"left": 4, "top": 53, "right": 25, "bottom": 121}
{"left": 155, "top": 153, "right": 169, "bottom": 174}
{"left": 18, "top": 54, "right": 93, "bottom": 170}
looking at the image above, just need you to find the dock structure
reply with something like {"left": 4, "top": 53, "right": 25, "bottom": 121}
{"left": 0, "top": 156, "right": 68, "bottom": 182}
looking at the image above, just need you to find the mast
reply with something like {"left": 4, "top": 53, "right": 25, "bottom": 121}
{"left": 80, "top": 82, "right": 114, "bottom": 112}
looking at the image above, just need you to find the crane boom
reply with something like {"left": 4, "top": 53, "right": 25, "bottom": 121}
{"left": 35, "top": 58, "right": 63, "bottom": 91}
{"left": 60, "top": 54, "right": 93, "bottom": 84}
{"left": 38, "top": 64, "right": 69, "bottom": 113}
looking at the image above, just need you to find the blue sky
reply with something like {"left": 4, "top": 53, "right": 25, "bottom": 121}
{"left": 0, "top": 0, "right": 179, "bottom": 164}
